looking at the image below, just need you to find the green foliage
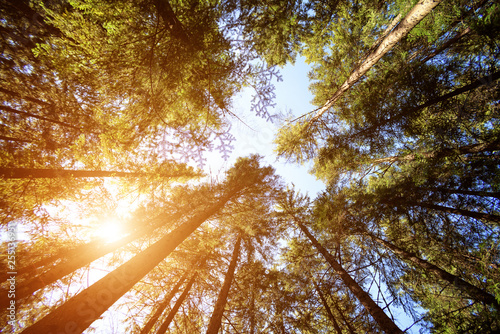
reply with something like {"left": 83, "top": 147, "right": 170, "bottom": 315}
{"left": 3, "top": 0, "right": 500, "bottom": 333}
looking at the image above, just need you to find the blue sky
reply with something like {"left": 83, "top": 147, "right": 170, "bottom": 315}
{"left": 204, "top": 56, "right": 325, "bottom": 198}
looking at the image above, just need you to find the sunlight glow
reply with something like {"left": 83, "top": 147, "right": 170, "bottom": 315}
{"left": 95, "top": 219, "right": 126, "bottom": 243}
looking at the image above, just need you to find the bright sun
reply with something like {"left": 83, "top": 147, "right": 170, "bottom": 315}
{"left": 95, "top": 219, "right": 125, "bottom": 243}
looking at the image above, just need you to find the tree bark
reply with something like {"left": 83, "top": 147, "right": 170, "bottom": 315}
{"left": 371, "top": 139, "right": 500, "bottom": 165}
{"left": 297, "top": 222, "right": 404, "bottom": 334}
{"left": 0, "top": 212, "right": 183, "bottom": 309}
{"left": 420, "top": 27, "right": 471, "bottom": 63}
{"left": 3, "top": 0, "right": 69, "bottom": 40}
{"left": 205, "top": 235, "right": 242, "bottom": 334}
{"left": 139, "top": 273, "right": 188, "bottom": 334}
{"left": 249, "top": 283, "right": 256, "bottom": 334}
{"left": 331, "top": 299, "right": 357, "bottom": 334}
{"left": 414, "top": 201, "right": 500, "bottom": 224}
{"left": 368, "top": 233, "right": 499, "bottom": 307}
{"left": 313, "top": 281, "right": 343, "bottom": 333}
{"left": 154, "top": 0, "right": 190, "bottom": 43}
{"left": 19, "top": 189, "right": 243, "bottom": 334}
{"left": 354, "top": 71, "right": 500, "bottom": 139}
{"left": 0, "top": 87, "right": 51, "bottom": 106}
{"left": 0, "top": 135, "right": 32, "bottom": 143}
{"left": 310, "top": 0, "right": 442, "bottom": 123}
{"left": 421, "top": 187, "right": 500, "bottom": 200}
{"left": 156, "top": 273, "right": 198, "bottom": 334}
{"left": 0, "top": 105, "right": 83, "bottom": 130}
{"left": 0, "top": 167, "right": 199, "bottom": 179}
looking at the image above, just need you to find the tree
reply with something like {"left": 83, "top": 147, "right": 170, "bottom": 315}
{"left": 311, "top": 177, "right": 500, "bottom": 331}
{"left": 0, "top": 210, "right": 184, "bottom": 309}
{"left": 366, "top": 232, "right": 498, "bottom": 307}
{"left": 308, "top": 0, "right": 442, "bottom": 123}
{"left": 276, "top": 0, "right": 499, "bottom": 168}
{"left": 139, "top": 272, "right": 188, "bottom": 334}
{"left": 313, "top": 280, "right": 343, "bottom": 333}
{"left": 156, "top": 272, "right": 199, "bottom": 334}
{"left": 0, "top": 166, "right": 200, "bottom": 179}
{"left": 206, "top": 234, "right": 242, "bottom": 334}
{"left": 278, "top": 188, "right": 404, "bottom": 334}
{"left": 0, "top": 0, "right": 286, "bottom": 235}
{"left": 295, "top": 220, "right": 404, "bottom": 334}
{"left": 4, "top": 0, "right": 500, "bottom": 332}
{"left": 18, "top": 156, "right": 277, "bottom": 334}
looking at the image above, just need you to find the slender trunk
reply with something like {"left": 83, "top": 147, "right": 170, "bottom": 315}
{"left": 368, "top": 233, "right": 499, "bottom": 307}
{"left": 139, "top": 273, "right": 188, "bottom": 334}
{"left": 421, "top": 187, "right": 500, "bottom": 200}
{"left": 205, "top": 235, "right": 242, "bottom": 334}
{"left": 2, "top": 212, "right": 180, "bottom": 281}
{"left": 310, "top": 0, "right": 442, "bottom": 123}
{"left": 9, "top": 239, "right": 103, "bottom": 280}
{"left": 0, "top": 212, "right": 183, "bottom": 309}
{"left": 249, "top": 284, "right": 256, "bottom": 334}
{"left": 0, "top": 135, "right": 32, "bottom": 143}
{"left": 331, "top": 300, "right": 357, "bottom": 334}
{"left": 154, "top": 0, "right": 190, "bottom": 43}
{"left": 367, "top": 14, "right": 402, "bottom": 53}
{"left": 421, "top": 27, "right": 471, "bottom": 63}
{"left": 297, "top": 222, "right": 404, "bottom": 334}
{"left": 414, "top": 201, "right": 500, "bottom": 224}
{"left": 0, "top": 87, "right": 51, "bottom": 107}
{"left": 0, "top": 105, "right": 83, "bottom": 130}
{"left": 354, "top": 71, "right": 500, "bottom": 139}
{"left": 0, "top": 167, "right": 199, "bottom": 179}
{"left": 3, "top": 0, "right": 69, "bottom": 40}
{"left": 413, "top": 0, "right": 490, "bottom": 63}
{"left": 279, "top": 312, "right": 287, "bottom": 334}
{"left": 19, "top": 189, "right": 242, "bottom": 334}
{"left": 313, "top": 281, "right": 343, "bottom": 333}
{"left": 156, "top": 273, "right": 198, "bottom": 334}
{"left": 429, "top": 236, "right": 499, "bottom": 271}
{"left": 371, "top": 139, "right": 500, "bottom": 165}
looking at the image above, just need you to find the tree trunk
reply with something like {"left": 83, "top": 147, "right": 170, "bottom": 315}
{"left": 14, "top": 239, "right": 106, "bottom": 278}
{"left": 420, "top": 27, "right": 471, "bottom": 63}
{"left": 297, "top": 222, "right": 404, "bottom": 334}
{"left": 156, "top": 273, "right": 198, "bottom": 334}
{"left": 250, "top": 285, "right": 257, "bottom": 334}
{"left": 0, "top": 167, "right": 199, "bottom": 179}
{"left": 205, "top": 235, "right": 242, "bottom": 334}
{"left": 139, "top": 273, "right": 188, "bottom": 334}
{"left": 154, "top": 0, "right": 190, "bottom": 43}
{"left": 3, "top": 0, "right": 68, "bottom": 40}
{"left": 0, "top": 212, "right": 183, "bottom": 309}
{"left": 413, "top": 0, "right": 490, "bottom": 63}
{"left": 368, "top": 233, "right": 499, "bottom": 307}
{"left": 0, "top": 135, "right": 32, "bottom": 143}
{"left": 0, "top": 105, "right": 83, "bottom": 130}
{"left": 310, "top": 0, "right": 442, "bottom": 123}
{"left": 421, "top": 187, "right": 500, "bottom": 200}
{"left": 366, "top": 14, "right": 402, "bottom": 54}
{"left": 414, "top": 202, "right": 500, "bottom": 225}
{"left": 331, "top": 299, "right": 357, "bottom": 334}
{"left": 313, "top": 281, "right": 343, "bottom": 333}
{"left": 371, "top": 139, "right": 500, "bottom": 165}
{"left": 19, "top": 189, "right": 242, "bottom": 334}
{"left": 354, "top": 71, "right": 500, "bottom": 139}
{"left": 0, "top": 87, "right": 51, "bottom": 107}
{"left": 1, "top": 211, "right": 180, "bottom": 282}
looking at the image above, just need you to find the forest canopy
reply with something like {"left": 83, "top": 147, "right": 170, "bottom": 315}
{"left": 1, "top": 0, "right": 499, "bottom": 333}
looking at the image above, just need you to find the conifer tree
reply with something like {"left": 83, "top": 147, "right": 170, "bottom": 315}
{"left": 18, "top": 156, "right": 277, "bottom": 334}
{"left": 206, "top": 234, "right": 242, "bottom": 334}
